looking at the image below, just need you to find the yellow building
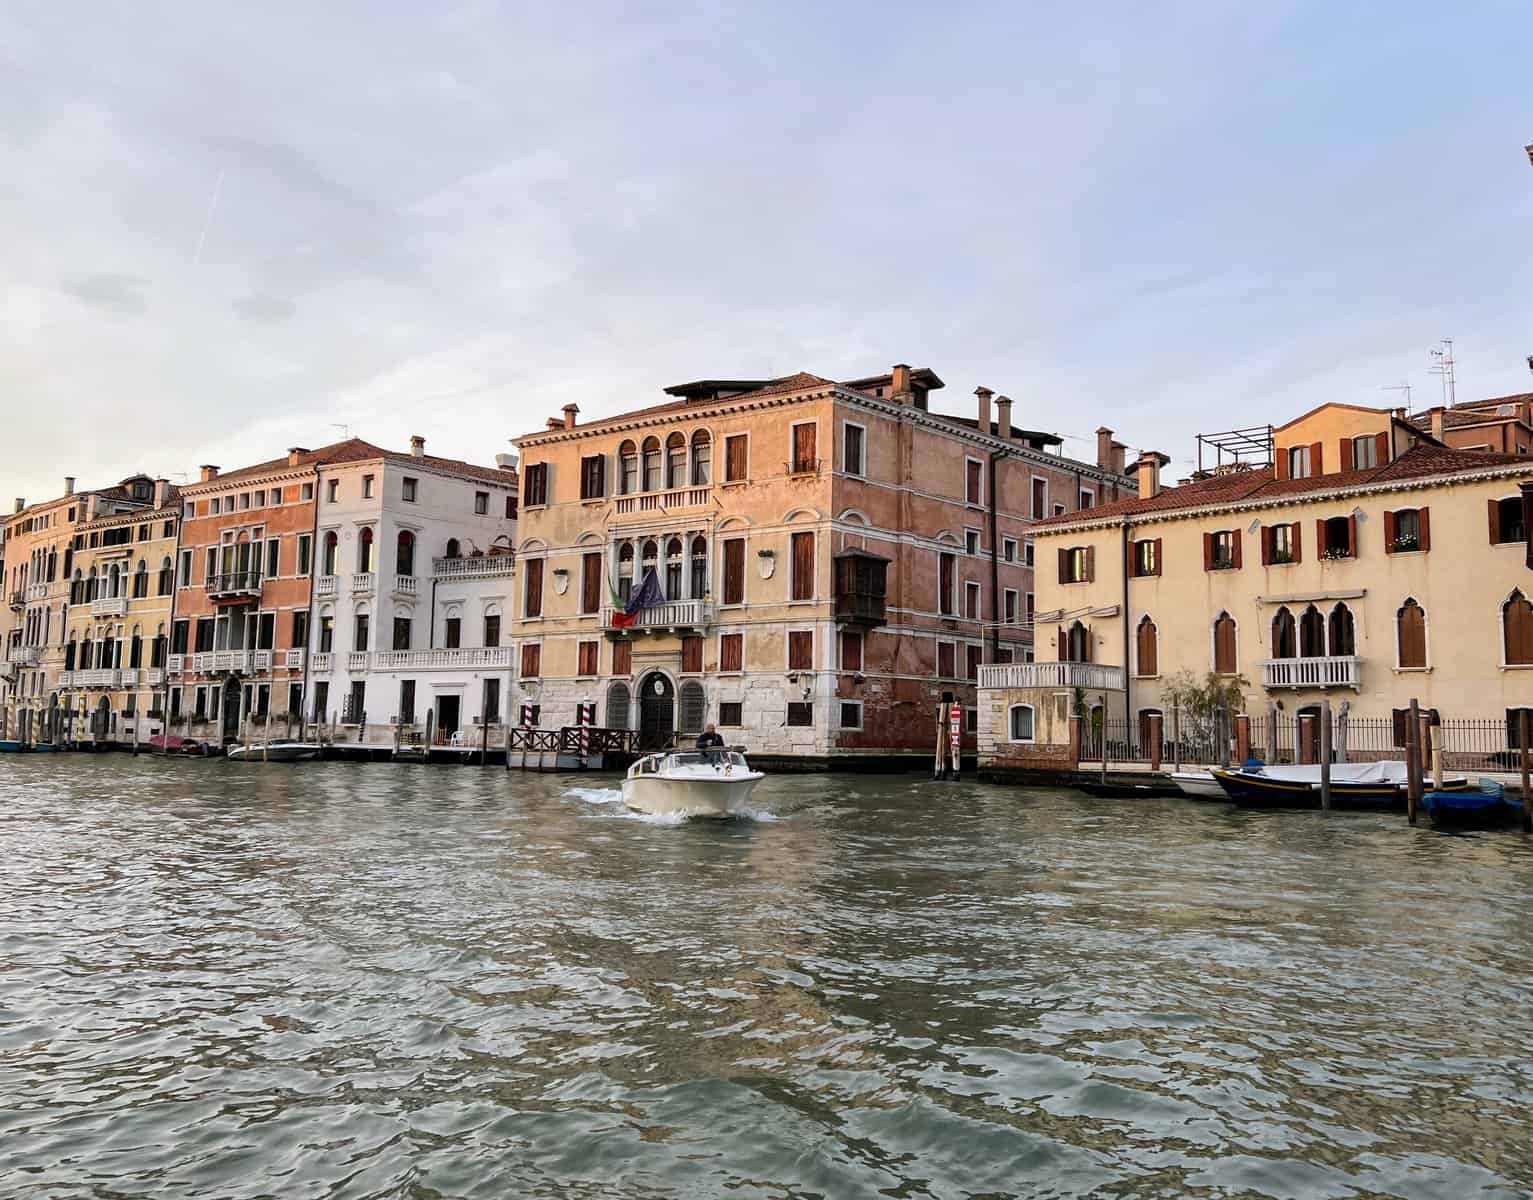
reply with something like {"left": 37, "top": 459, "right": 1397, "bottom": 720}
{"left": 980, "top": 402, "right": 1533, "bottom": 767}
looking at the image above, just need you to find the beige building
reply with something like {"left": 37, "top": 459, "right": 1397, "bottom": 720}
{"left": 980, "top": 401, "right": 1533, "bottom": 768}
{"left": 510, "top": 366, "right": 1134, "bottom": 761}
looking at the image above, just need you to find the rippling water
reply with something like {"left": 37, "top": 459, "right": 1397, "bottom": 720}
{"left": 3, "top": 757, "right": 1533, "bottom": 1198}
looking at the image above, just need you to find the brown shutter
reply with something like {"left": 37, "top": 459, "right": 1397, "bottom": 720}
{"left": 1152, "top": 537, "right": 1162, "bottom": 576}
{"left": 791, "top": 531, "right": 815, "bottom": 600}
{"left": 1231, "top": 529, "right": 1242, "bottom": 569}
{"left": 524, "top": 558, "right": 543, "bottom": 618}
{"left": 1202, "top": 532, "right": 1213, "bottom": 571}
{"left": 1275, "top": 449, "right": 1289, "bottom": 481}
{"left": 1057, "top": 628, "right": 1067, "bottom": 660}
{"left": 1316, "top": 518, "right": 1326, "bottom": 557}
{"left": 1523, "top": 488, "right": 1533, "bottom": 568}
{"left": 613, "top": 639, "right": 632, "bottom": 676}
{"left": 1084, "top": 545, "right": 1095, "bottom": 582}
{"left": 726, "top": 435, "right": 748, "bottom": 481}
{"left": 1339, "top": 437, "right": 1353, "bottom": 471}
{"left": 1260, "top": 526, "right": 1270, "bottom": 566}
{"left": 1291, "top": 522, "right": 1302, "bottom": 564}
{"left": 1418, "top": 507, "right": 1430, "bottom": 552}
{"left": 1347, "top": 515, "right": 1357, "bottom": 557}
{"left": 1398, "top": 604, "right": 1426, "bottom": 668}
{"left": 581, "top": 552, "right": 602, "bottom": 612}
{"left": 682, "top": 636, "right": 703, "bottom": 673}
{"left": 1489, "top": 498, "right": 1501, "bottom": 544}
{"left": 1383, "top": 510, "right": 1397, "bottom": 553}
{"left": 723, "top": 539, "right": 745, "bottom": 604}
{"left": 1375, "top": 432, "right": 1390, "bottom": 464}
{"left": 1310, "top": 442, "right": 1323, "bottom": 474}
{"left": 1057, "top": 547, "right": 1068, "bottom": 583}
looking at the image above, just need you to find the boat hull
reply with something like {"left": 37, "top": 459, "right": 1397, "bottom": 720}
{"left": 1423, "top": 789, "right": 1525, "bottom": 830}
{"left": 1171, "top": 771, "right": 1227, "bottom": 800}
{"left": 622, "top": 774, "right": 761, "bottom": 818}
{"left": 1211, "top": 769, "right": 1404, "bottom": 811}
{"left": 226, "top": 743, "right": 321, "bottom": 763}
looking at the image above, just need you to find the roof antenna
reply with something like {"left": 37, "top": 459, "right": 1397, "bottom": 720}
{"left": 1428, "top": 339, "right": 1456, "bottom": 407}
{"left": 332, "top": 424, "right": 350, "bottom": 439}
{"left": 1381, "top": 382, "right": 1411, "bottom": 412}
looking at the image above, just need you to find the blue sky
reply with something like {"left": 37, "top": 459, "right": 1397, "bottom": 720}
{"left": 2, "top": 0, "right": 1529, "bottom": 501}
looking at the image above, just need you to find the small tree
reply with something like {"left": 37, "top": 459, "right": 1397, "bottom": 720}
{"left": 1162, "top": 670, "right": 1247, "bottom": 754}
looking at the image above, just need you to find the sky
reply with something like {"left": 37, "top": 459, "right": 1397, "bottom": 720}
{"left": 2, "top": 1, "right": 1530, "bottom": 504}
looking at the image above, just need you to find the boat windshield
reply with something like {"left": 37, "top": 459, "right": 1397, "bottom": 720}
{"left": 665, "top": 751, "right": 746, "bottom": 770}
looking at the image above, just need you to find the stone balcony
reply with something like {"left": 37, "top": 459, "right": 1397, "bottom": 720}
{"left": 977, "top": 661, "right": 1126, "bottom": 692}
{"left": 601, "top": 599, "right": 713, "bottom": 633}
{"left": 351, "top": 572, "right": 375, "bottom": 596}
{"left": 433, "top": 554, "right": 515, "bottom": 580}
{"left": 5, "top": 646, "right": 40, "bottom": 667}
{"left": 25, "top": 582, "right": 49, "bottom": 603}
{"left": 613, "top": 486, "right": 712, "bottom": 518}
{"left": 370, "top": 647, "right": 518, "bottom": 671}
{"left": 90, "top": 595, "right": 127, "bottom": 618}
{"left": 206, "top": 571, "right": 263, "bottom": 602}
{"left": 1261, "top": 655, "right": 1361, "bottom": 690}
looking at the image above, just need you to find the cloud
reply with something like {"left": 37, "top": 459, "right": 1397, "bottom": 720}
{"left": 61, "top": 273, "right": 148, "bottom": 316}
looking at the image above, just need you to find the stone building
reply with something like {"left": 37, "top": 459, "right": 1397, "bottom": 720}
{"left": 510, "top": 365, "right": 1134, "bottom": 763}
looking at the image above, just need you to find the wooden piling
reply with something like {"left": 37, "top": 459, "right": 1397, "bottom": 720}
{"left": 1171, "top": 704, "right": 1181, "bottom": 773}
{"left": 1521, "top": 711, "right": 1531, "bottom": 834}
{"left": 263, "top": 710, "right": 271, "bottom": 763}
{"left": 1430, "top": 721, "right": 1443, "bottom": 792}
{"left": 1405, "top": 698, "right": 1422, "bottom": 825}
{"left": 480, "top": 718, "right": 488, "bottom": 767}
{"left": 1318, "top": 701, "right": 1331, "bottom": 813}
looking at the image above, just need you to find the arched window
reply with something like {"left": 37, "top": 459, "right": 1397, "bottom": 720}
{"left": 665, "top": 537, "right": 683, "bottom": 601}
{"left": 641, "top": 437, "right": 662, "bottom": 492}
{"left": 129, "top": 627, "right": 143, "bottom": 669}
{"left": 618, "top": 542, "right": 635, "bottom": 603}
{"left": 358, "top": 527, "right": 375, "bottom": 574}
{"left": 606, "top": 681, "right": 631, "bottom": 730}
{"left": 157, "top": 556, "right": 173, "bottom": 596}
{"left": 71, "top": 570, "right": 83, "bottom": 606}
{"left": 323, "top": 531, "right": 339, "bottom": 575}
{"left": 1008, "top": 704, "right": 1035, "bottom": 742}
{"left": 678, "top": 680, "right": 705, "bottom": 734}
{"left": 108, "top": 564, "right": 121, "bottom": 598}
{"left": 396, "top": 530, "right": 416, "bottom": 577}
{"left": 666, "top": 432, "right": 687, "bottom": 490}
{"left": 1504, "top": 590, "right": 1533, "bottom": 665}
{"left": 151, "top": 624, "right": 167, "bottom": 668}
{"left": 691, "top": 430, "right": 712, "bottom": 486}
{"left": 65, "top": 637, "right": 77, "bottom": 671}
{"left": 1299, "top": 604, "right": 1326, "bottom": 657}
{"left": 80, "top": 635, "right": 93, "bottom": 670}
{"left": 1213, "top": 612, "right": 1237, "bottom": 674}
{"left": 86, "top": 567, "right": 97, "bottom": 602}
{"left": 1328, "top": 603, "right": 1355, "bottom": 657}
{"left": 690, "top": 535, "right": 707, "bottom": 600}
{"left": 132, "top": 559, "right": 148, "bottom": 599}
{"left": 641, "top": 539, "right": 658, "bottom": 580}
{"left": 618, "top": 440, "right": 639, "bottom": 494}
{"left": 445, "top": 537, "right": 461, "bottom": 560}
{"left": 1397, "top": 599, "right": 1427, "bottom": 669}
{"left": 1272, "top": 607, "right": 1296, "bottom": 659}
{"left": 1064, "top": 621, "right": 1090, "bottom": 663}
{"left": 1135, "top": 616, "right": 1158, "bottom": 677}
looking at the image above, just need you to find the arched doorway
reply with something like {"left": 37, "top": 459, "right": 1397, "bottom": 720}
{"left": 94, "top": 696, "right": 111, "bottom": 742}
{"left": 222, "top": 677, "right": 242, "bottom": 743}
{"left": 638, "top": 672, "right": 675, "bottom": 750}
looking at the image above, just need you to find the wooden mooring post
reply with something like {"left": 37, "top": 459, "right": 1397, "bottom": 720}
{"left": 1521, "top": 711, "right": 1531, "bottom": 834}
{"left": 1405, "top": 698, "right": 1422, "bottom": 825}
{"left": 1318, "top": 701, "right": 1332, "bottom": 814}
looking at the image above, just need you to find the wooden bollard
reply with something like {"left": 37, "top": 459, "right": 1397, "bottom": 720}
{"left": 1405, "top": 698, "right": 1422, "bottom": 825}
{"left": 1318, "top": 701, "right": 1332, "bottom": 813}
{"left": 1521, "top": 711, "right": 1531, "bottom": 834}
{"left": 1148, "top": 713, "right": 1163, "bottom": 773}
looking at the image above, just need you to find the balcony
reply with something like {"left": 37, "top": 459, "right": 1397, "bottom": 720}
{"left": 206, "top": 571, "right": 263, "bottom": 602}
{"left": 25, "top": 582, "right": 49, "bottom": 603}
{"left": 211, "top": 650, "right": 250, "bottom": 673}
{"left": 434, "top": 554, "right": 515, "bottom": 580}
{"left": 316, "top": 575, "right": 338, "bottom": 598}
{"left": 601, "top": 599, "right": 713, "bottom": 633}
{"left": 78, "top": 669, "right": 121, "bottom": 688}
{"left": 370, "top": 647, "right": 517, "bottom": 671}
{"left": 252, "top": 650, "right": 273, "bottom": 672}
{"left": 90, "top": 595, "right": 128, "bottom": 618}
{"left": 5, "top": 646, "right": 39, "bottom": 667}
{"left": 346, "top": 651, "right": 370, "bottom": 672}
{"left": 311, "top": 651, "right": 333, "bottom": 673}
{"left": 977, "top": 662, "right": 1126, "bottom": 692}
{"left": 167, "top": 654, "right": 184, "bottom": 676}
{"left": 119, "top": 669, "right": 139, "bottom": 687}
{"left": 56, "top": 670, "right": 74, "bottom": 687}
{"left": 391, "top": 574, "right": 418, "bottom": 598}
{"left": 6, "top": 591, "right": 22, "bottom": 611}
{"left": 834, "top": 549, "right": 890, "bottom": 629}
{"left": 350, "top": 572, "right": 376, "bottom": 596}
{"left": 614, "top": 486, "right": 712, "bottom": 517}
{"left": 1262, "top": 656, "right": 1361, "bottom": 690}
{"left": 147, "top": 668, "right": 165, "bottom": 686}
{"left": 283, "top": 648, "right": 304, "bottom": 670}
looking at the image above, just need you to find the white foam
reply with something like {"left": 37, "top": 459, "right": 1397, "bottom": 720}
{"left": 563, "top": 786, "right": 623, "bottom": 806}
{"left": 562, "top": 786, "right": 777, "bottom": 825}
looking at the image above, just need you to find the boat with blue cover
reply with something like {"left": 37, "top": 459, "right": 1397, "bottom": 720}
{"left": 1422, "top": 779, "right": 1525, "bottom": 830}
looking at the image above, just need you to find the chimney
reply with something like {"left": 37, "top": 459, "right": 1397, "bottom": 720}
{"left": 562, "top": 404, "right": 579, "bottom": 430}
{"left": 890, "top": 363, "right": 912, "bottom": 405}
{"left": 199, "top": 465, "right": 219, "bottom": 482}
{"left": 409, "top": 435, "right": 426, "bottom": 458}
{"left": 13, "top": 498, "right": 23, "bottom": 514}
{"left": 1136, "top": 451, "right": 1168, "bottom": 499}
{"left": 153, "top": 478, "right": 169, "bottom": 508}
{"left": 1429, "top": 406, "right": 1445, "bottom": 442}
{"left": 1109, "top": 442, "right": 1126, "bottom": 475}
{"left": 974, "top": 386, "right": 993, "bottom": 437}
{"left": 1095, "top": 427, "right": 1114, "bottom": 470}
{"left": 63, "top": 476, "right": 75, "bottom": 497}
{"left": 287, "top": 447, "right": 308, "bottom": 467}
{"left": 545, "top": 417, "right": 563, "bottom": 431}
{"left": 995, "top": 395, "right": 1013, "bottom": 443}
{"left": 495, "top": 452, "right": 518, "bottom": 472}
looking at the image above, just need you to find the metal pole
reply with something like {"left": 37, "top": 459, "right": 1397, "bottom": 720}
{"left": 1319, "top": 700, "right": 1331, "bottom": 813}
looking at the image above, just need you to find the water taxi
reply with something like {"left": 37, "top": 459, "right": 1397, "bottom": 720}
{"left": 622, "top": 748, "right": 763, "bottom": 818}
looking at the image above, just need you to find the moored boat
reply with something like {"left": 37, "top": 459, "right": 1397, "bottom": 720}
{"left": 1423, "top": 780, "right": 1525, "bottom": 830}
{"left": 226, "top": 741, "right": 322, "bottom": 763}
{"left": 1212, "top": 761, "right": 1467, "bottom": 811}
{"left": 1170, "top": 770, "right": 1226, "bottom": 800}
{"left": 622, "top": 748, "right": 763, "bottom": 818}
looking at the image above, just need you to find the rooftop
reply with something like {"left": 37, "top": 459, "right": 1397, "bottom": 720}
{"left": 185, "top": 437, "right": 515, "bottom": 489}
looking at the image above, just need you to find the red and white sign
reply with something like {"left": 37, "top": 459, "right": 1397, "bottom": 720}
{"left": 948, "top": 703, "right": 961, "bottom": 754}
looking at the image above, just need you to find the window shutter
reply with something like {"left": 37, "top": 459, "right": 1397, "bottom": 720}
{"left": 1316, "top": 518, "right": 1326, "bottom": 557}
{"left": 1347, "top": 515, "right": 1357, "bottom": 556}
{"left": 1057, "top": 547, "right": 1068, "bottom": 583}
{"left": 1084, "top": 545, "right": 1095, "bottom": 582}
{"left": 1383, "top": 509, "right": 1397, "bottom": 552}
{"left": 582, "top": 552, "right": 602, "bottom": 612}
{"left": 1489, "top": 498, "right": 1501, "bottom": 544}
{"left": 1152, "top": 538, "right": 1162, "bottom": 576}
{"left": 1275, "top": 451, "right": 1289, "bottom": 481}
{"left": 1057, "top": 628, "right": 1067, "bottom": 660}
{"left": 1231, "top": 529, "right": 1242, "bottom": 569}
{"left": 1202, "top": 532, "right": 1213, "bottom": 571}
{"left": 723, "top": 539, "right": 745, "bottom": 604}
{"left": 1418, "top": 507, "right": 1430, "bottom": 552}
{"left": 1339, "top": 437, "right": 1353, "bottom": 470}
{"left": 1260, "top": 526, "right": 1271, "bottom": 566}
{"left": 1375, "top": 432, "right": 1390, "bottom": 465}
{"left": 791, "top": 531, "right": 815, "bottom": 601}
{"left": 1310, "top": 442, "right": 1323, "bottom": 474}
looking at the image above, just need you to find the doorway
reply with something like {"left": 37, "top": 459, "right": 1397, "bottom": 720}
{"left": 638, "top": 672, "right": 675, "bottom": 750}
{"left": 437, "top": 695, "right": 461, "bottom": 744}
{"left": 221, "top": 677, "right": 242, "bottom": 742}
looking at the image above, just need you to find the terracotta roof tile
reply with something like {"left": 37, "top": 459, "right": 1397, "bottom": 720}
{"left": 187, "top": 437, "right": 514, "bottom": 489}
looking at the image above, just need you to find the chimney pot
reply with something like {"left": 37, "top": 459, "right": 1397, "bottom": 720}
{"left": 1429, "top": 405, "right": 1445, "bottom": 442}
{"left": 199, "top": 465, "right": 220, "bottom": 483}
{"left": 63, "top": 476, "right": 75, "bottom": 497}
{"left": 545, "top": 417, "right": 563, "bottom": 431}
{"left": 153, "top": 478, "right": 170, "bottom": 508}
{"left": 562, "top": 404, "right": 579, "bottom": 430}
{"left": 1095, "top": 427, "right": 1114, "bottom": 471}
{"left": 409, "top": 434, "right": 426, "bottom": 459}
{"left": 995, "top": 395, "right": 1013, "bottom": 443}
{"left": 286, "top": 447, "right": 309, "bottom": 467}
{"left": 1110, "top": 442, "right": 1126, "bottom": 476}
{"left": 495, "top": 452, "right": 519, "bottom": 473}
{"left": 974, "top": 386, "right": 993, "bottom": 437}
{"left": 1135, "top": 451, "right": 1167, "bottom": 499}
{"left": 891, "top": 363, "right": 912, "bottom": 404}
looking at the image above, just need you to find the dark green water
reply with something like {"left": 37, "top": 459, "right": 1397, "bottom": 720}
{"left": 2, "top": 757, "right": 1531, "bottom": 1198}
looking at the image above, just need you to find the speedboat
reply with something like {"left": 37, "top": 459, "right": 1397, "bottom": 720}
{"left": 226, "top": 740, "right": 322, "bottom": 763}
{"left": 1423, "top": 780, "right": 1525, "bottom": 830}
{"left": 1212, "top": 761, "right": 1467, "bottom": 811}
{"left": 622, "top": 748, "right": 763, "bottom": 818}
{"left": 1170, "top": 770, "right": 1227, "bottom": 800}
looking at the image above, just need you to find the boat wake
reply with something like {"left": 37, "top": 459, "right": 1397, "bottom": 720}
{"left": 561, "top": 787, "right": 778, "bottom": 824}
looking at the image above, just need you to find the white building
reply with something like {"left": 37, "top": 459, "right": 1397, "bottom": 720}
{"left": 310, "top": 437, "right": 518, "bottom": 745}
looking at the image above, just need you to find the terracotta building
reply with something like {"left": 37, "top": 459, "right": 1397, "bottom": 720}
{"left": 1407, "top": 391, "right": 1533, "bottom": 456}
{"left": 510, "top": 366, "right": 1134, "bottom": 762}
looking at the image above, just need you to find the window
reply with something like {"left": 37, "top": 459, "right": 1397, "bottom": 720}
{"left": 312, "top": 681, "right": 329, "bottom": 722}
{"left": 322, "top": 532, "right": 338, "bottom": 575}
{"left": 1350, "top": 435, "right": 1381, "bottom": 470}
{"left": 841, "top": 631, "right": 863, "bottom": 672}
{"left": 1024, "top": 540, "right": 1035, "bottom": 567}
{"left": 327, "top": 479, "right": 338, "bottom": 503}
{"left": 1053, "top": 503, "right": 1065, "bottom": 517}
{"left": 1079, "top": 488, "right": 1094, "bottom": 510}
{"left": 354, "top": 612, "right": 370, "bottom": 651}
{"left": 344, "top": 681, "right": 365, "bottom": 725}
{"left": 965, "top": 529, "right": 980, "bottom": 556}
{"left": 399, "top": 680, "right": 416, "bottom": 724}
{"left": 1213, "top": 612, "right": 1237, "bottom": 674}
{"left": 938, "top": 551, "right": 956, "bottom": 614}
{"left": 475, "top": 490, "right": 490, "bottom": 515}
{"left": 718, "top": 701, "right": 743, "bottom": 727}
{"left": 302, "top": 482, "right": 315, "bottom": 501}
{"left": 1386, "top": 508, "right": 1428, "bottom": 554}
{"left": 178, "top": 550, "right": 192, "bottom": 587}
{"left": 843, "top": 423, "right": 864, "bottom": 477}
{"left": 965, "top": 459, "right": 983, "bottom": 506}
{"left": 619, "top": 441, "right": 639, "bottom": 494}
{"left": 580, "top": 455, "right": 605, "bottom": 500}
{"left": 1287, "top": 445, "right": 1312, "bottom": 479}
{"left": 689, "top": 536, "right": 707, "bottom": 600}
{"left": 1136, "top": 616, "right": 1158, "bottom": 677}
{"left": 402, "top": 477, "right": 417, "bottom": 503}
{"left": 678, "top": 681, "right": 706, "bottom": 734}
{"left": 266, "top": 538, "right": 279, "bottom": 577}
{"left": 681, "top": 636, "right": 703, "bottom": 673}
{"left": 1204, "top": 530, "right": 1240, "bottom": 570}
{"left": 506, "top": 495, "right": 516, "bottom": 519}
{"left": 1319, "top": 515, "right": 1355, "bottom": 560}
{"left": 966, "top": 644, "right": 981, "bottom": 681}
{"left": 362, "top": 475, "right": 374, "bottom": 499}
{"left": 523, "top": 559, "right": 544, "bottom": 618}
{"left": 937, "top": 641, "right": 956, "bottom": 677}
{"left": 1299, "top": 604, "right": 1326, "bottom": 657}
{"left": 722, "top": 538, "right": 746, "bottom": 605}
{"left": 393, "top": 616, "right": 411, "bottom": 651}
{"left": 787, "top": 702, "right": 813, "bottom": 727}
{"left": 1397, "top": 599, "right": 1427, "bottom": 669}
{"left": 520, "top": 643, "right": 542, "bottom": 677}
{"left": 964, "top": 581, "right": 980, "bottom": 620}
{"left": 607, "top": 682, "right": 631, "bottom": 729}
{"left": 665, "top": 537, "right": 684, "bottom": 601}
{"left": 291, "top": 610, "right": 308, "bottom": 648}
{"left": 318, "top": 614, "right": 334, "bottom": 653}
{"left": 1131, "top": 538, "right": 1160, "bottom": 578}
{"left": 1262, "top": 523, "right": 1300, "bottom": 565}
{"left": 612, "top": 639, "right": 632, "bottom": 676}
{"left": 839, "top": 701, "right": 863, "bottom": 730}
{"left": 719, "top": 633, "right": 743, "bottom": 673}
{"left": 791, "top": 531, "right": 815, "bottom": 601}
{"left": 1505, "top": 590, "right": 1533, "bottom": 665}
{"left": 579, "top": 552, "right": 602, "bottom": 614}
{"left": 788, "top": 630, "right": 813, "bottom": 671}
{"left": 239, "top": 493, "right": 250, "bottom": 510}
{"left": 691, "top": 430, "right": 711, "bottom": 485}
{"left": 483, "top": 612, "right": 501, "bottom": 647}
{"left": 1002, "top": 537, "right": 1017, "bottom": 563}
{"left": 724, "top": 434, "right": 748, "bottom": 482}
{"left": 357, "top": 527, "right": 376, "bottom": 574}
{"left": 791, "top": 423, "right": 817, "bottom": 474}
{"left": 642, "top": 437, "right": 662, "bottom": 490}
{"left": 666, "top": 433, "right": 687, "bottom": 489}
{"left": 439, "top": 613, "right": 463, "bottom": 649}
{"left": 1009, "top": 704, "right": 1035, "bottom": 742}
{"left": 157, "top": 556, "right": 173, "bottom": 595}
{"left": 1031, "top": 478, "right": 1047, "bottom": 519}
{"left": 1059, "top": 546, "right": 1093, "bottom": 584}
{"left": 1004, "top": 589, "right": 1018, "bottom": 624}
{"left": 1506, "top": 709, "right": 1533, "bottom": 750}
{"left": 1329, "top": 602, "right": 1356, "bottom": 656}
{"left": 297, "top": 534, "right": 312, "bottom": 576}
{"left": 518, "top": 703, "right": 541, "bottom": 727}
{"left": 1272, "top": 607, "right": 1297, "bottom": 659}
{"left": 578, "top": 640, "right": 599, "bottom": 676}
{"left": 1491, "top": 497, "right": 1525, "bottom": 544}
{"left": 395, "top": 531, "right": 415, "bottom": 577}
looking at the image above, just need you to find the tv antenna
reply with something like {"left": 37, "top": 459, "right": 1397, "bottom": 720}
{"left": 332, "top": 424, "right": 350, "bottom": 439}
{"left": 1428, "top": 339, "right": 1456, "bottom": 407}
{"left": 1380, "top": 382, "right": 1411, "bottom": 409}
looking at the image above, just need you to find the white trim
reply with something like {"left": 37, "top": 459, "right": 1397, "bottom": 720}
{"left": 1007, "top": 702, "right": 1036, "bottom": 743}
{"left": 964, "top": 456, "right": 985, "bottom": 507}
{"left": 964, "top": 579, "right": 982, "bottom": 621}
{"left": 1002, "top": 536, "right": 1018, "bottom": 563}
{"left": 841, "top": 419, "right": 867, "bottom": 478}
{"left": 1003, "top": 587, "right": 1020, "bottom": 624}
{"left": 964, "top": 526, "right": 982, "bottom": 556}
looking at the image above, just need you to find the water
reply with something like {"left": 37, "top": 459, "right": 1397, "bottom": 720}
{"left": 3, "top": 758, "right": 1532, "bottom": 1199}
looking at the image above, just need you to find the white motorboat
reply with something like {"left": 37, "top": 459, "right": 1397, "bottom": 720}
{"left": 622, "top": 748, "right": 763, "bottom": 818}
{"left": 226, "top": 740, "right": 322, "bottom": 763}
{"left": 1171, "top": 770, "right": 1227, "bottom": 800}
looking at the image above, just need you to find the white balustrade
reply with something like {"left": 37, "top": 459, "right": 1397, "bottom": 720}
{"left": 311, "top": 652, "right": 333, "bottom": 673}
{"left": 350, "top": 573, "right": 375, "bottom": 595}
{"left": 432, "top": 554, "right": 515, "bottom": 580}
{"left": 316, "top": 575, "right": 338, "bottom": 597}
{"left": 977, "top": 662, "right": 1127, "bottom": 691}
{"left": 600, "top": 600, "right": 713, "bottom": 631}
{"left": 167, "top": 654, "right": 184, "bottom": 675}
{"left": 614, "top": 486, "right": 712, "bottom": 515}
{"left": 370, "top": 647, "right": 517, "bottom": 671}
{"left": 391, "top": 574, "right": 418, "bottom": 596}
{"left": 1261, "top": 656, "right": 1361, "bottom": 690}
{"left": 90, "top": 596, "right": 127, "bottom": 618}
{"left": 346, "top": 651, "right": 370, "bottom": 672}
{"left": 284, "top": 648, "right": 304, "bottom": 670}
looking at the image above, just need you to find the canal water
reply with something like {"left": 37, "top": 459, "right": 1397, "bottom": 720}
{"left": 3, "top": 758, "right": 1531, "bottom": 1199}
